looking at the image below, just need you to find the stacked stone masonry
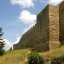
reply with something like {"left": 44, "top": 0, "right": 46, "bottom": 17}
{"left": 13, "top": 1, "right": 64, "bottom": 52}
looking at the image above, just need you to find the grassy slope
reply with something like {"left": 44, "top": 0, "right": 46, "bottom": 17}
{"left": 42, "top": 46, "right": 64, "bottom": 60}
{"left": 0, "top": 49, "right": 31, "bottom": 64}
{"left": 0, "top": 46, "right": 64, "bottom": 64}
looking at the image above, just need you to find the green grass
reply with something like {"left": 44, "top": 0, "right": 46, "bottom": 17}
{"left": 0, "top": 49, "right": 31, "bottom": 64}
{"left": 0, "top": 46, "right": 64, "bottom": 64}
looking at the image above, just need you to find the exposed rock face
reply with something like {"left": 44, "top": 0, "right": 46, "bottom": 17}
{"left": 14, "top": 1, "right": 64, "bottom": 52}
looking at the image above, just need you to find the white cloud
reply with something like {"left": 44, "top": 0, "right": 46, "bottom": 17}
{"left": 13, "top": 37, "right": 20, "bottom": 44}
{"left": 37, "top": 0, "right": 64, "bottom": 6}
{"left": 22, "top": 23, "right": 35, "bottom": 34}
{"left": 3, "top": 37, "right": 20, "bottom": 51}
{"left": 40, "top": 0, "right": 47, "bottom": 3}
{"left": 18, "top": 10, "right": 36, "bottom": 24}
{"left": 10, "top": 0, "right": 34, "bottom": 8}
{"left": 48, "top": 0, "right": 63, "bottom": 6}
{"left": 18, "top": 10, "right": 36, "bottom": 34}
{"left": 3, "top": 39, "right": 13, "bottom": 51}
{"left": 22, "top": 28, "right": 29, "bottom": 34}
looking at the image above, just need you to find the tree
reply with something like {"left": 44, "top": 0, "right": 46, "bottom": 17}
{"left": 0, "top": 27, "right": 5, "bottom": 55}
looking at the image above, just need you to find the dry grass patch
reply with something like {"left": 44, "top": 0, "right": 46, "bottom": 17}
{"left": 41, "top": 46, "right": 64, "bottom": 60}
{"left": 0, "top": 49, "right": 31, "bottom": 64}
{"left": 0, "top": 46, "right": 64, "bottom": 64}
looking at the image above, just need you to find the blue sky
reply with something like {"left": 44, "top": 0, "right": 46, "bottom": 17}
{"left": 0, "top": 0, "right": 47, "bottom": 41}
{"left": 0, "top": 0, "right": 48, "bottom": 50}
{"left": 0, "top": 0, "right": 63, "bottom": 50}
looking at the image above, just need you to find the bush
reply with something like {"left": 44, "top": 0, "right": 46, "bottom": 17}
{"left": 28, "top": 51, "right": 44, "bottom": 64}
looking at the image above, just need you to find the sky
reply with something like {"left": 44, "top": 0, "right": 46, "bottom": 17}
{"left": 0, "top": 0, "right": 63, "bottom": 51}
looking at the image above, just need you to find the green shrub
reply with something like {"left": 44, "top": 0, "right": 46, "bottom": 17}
{"left": 28, "top": 51, "right": 44, "bottom": 64}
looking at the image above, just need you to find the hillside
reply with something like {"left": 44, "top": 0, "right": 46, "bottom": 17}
{"left": 0, "top": 46, "right": 64, "bottom": 64}
{"left": 0, "top": 49, "right": 31, "bottom": 64}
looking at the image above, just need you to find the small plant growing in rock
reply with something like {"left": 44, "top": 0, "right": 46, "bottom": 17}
{"left": 28, "top": 51, "right": 44, "bottom": 64}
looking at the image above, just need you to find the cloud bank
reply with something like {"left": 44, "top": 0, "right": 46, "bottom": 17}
{"left": 10, "top": 0, "right": 34, "bottom": 8}
{"left": 18, "top": 10, "right": 36, "bottom": 24}
{"left": 10, "top": 0, "right": 64, "bottom": 7}
{"left": 3, "top": 39, "right": 12, "bottom": 51}
{"left": 3, "top": 37, "right": 20, "bottom": 51}
{"left": 48, "top": 0, "right": 63, "bottom": 6}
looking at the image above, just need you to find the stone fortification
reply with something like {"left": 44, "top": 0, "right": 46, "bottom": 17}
{"left": 14, "top": 1, "right": 64, "bottom": 52}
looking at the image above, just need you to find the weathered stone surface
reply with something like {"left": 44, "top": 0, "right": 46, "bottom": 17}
{"left": 49, "top": 5, "right": 60, "bottom": 50}
{"left": 14, "top": 5, "right": 50, "bottom": 52}
{"left": 13, "top": 1, "right": 64, "bottom": 51}
{"left": 59, "top": 1, "right": 64, "bottom": 44}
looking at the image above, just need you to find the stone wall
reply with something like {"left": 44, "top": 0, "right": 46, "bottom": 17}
{"left": 14, "top": 5, "right": 50, "bottom": 52}
{"left": 59, "top": 1, "right": 64, "bottom": 44}
{"left": 49, "top": 5, "right": 60, "bottom": 50}
{"left": 13, "top": 1, "right": 64, "bottom": 51}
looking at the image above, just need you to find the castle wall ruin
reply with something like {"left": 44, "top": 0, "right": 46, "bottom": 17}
{"left": 13, "top": 1, "right": 64, "bottom": 52}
